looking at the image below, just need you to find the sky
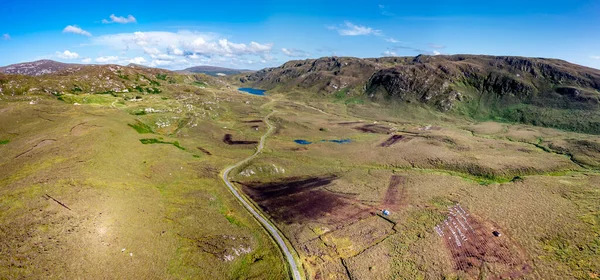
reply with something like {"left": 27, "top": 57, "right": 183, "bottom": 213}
{"left": 1, "top": 0, "right": 599, "bottom": 70}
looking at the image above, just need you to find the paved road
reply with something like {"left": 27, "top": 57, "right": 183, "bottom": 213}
{"left": 221, "top": 111, "right": 303, "bottom": 280}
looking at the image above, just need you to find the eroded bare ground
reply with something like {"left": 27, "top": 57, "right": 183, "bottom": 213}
{"left": 435, "top": 205, "right": 531, "bottom": 279}
{"left": 353, "top": 123, "right": 394, "bottom": 134}
{"left": 381, "top": 175, "right": 407, "bottom": 209}
{"left": 238, "top": 176, "right": 372, "bottom": 225}
{"left": 237, "top": 176, "right": 398, "bottom": 279}
{"left": 222, "top": 133, "right": 259, "bottom": 145}
{"left": 379, "top": 134, "right": 412, "bottom": 147}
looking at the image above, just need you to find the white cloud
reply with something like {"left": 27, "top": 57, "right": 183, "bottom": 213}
{"left": 92, "top": 30, "right": 273, "bottom": 57}
{"left": 591, "top": 56, "right": 600, "bottom": 60}
{"left": 168, "top": 45, "right": 184, "bottom": 55}
{"left": 56, "top": 50, "right": 79, "bottom": 59}
{"left": 188, "top": 53, "right": 204, "bottom": 60}
{"left": 249, "top": 41, "right": 272, "bottom": 52}
{"left": 385, "top": 37, "right": 399, "bottom": 43}
{"left": 75, "top": 30, "right": 274, "bottom": 69}
{"left": 143, "top": 47, "right": 161, "bottom": 55}
{"left": 95, "top": 56, "right": 119, "bottom": 63}
{"left": 148, "top": 58, "right": 190, "bottom": 68}
{"left": 2, "top": 34, "right": 10, "bottom": 40}
{"left": 281, "top": 48, "right": 309, "bottom": 57}
{"left": 63, "top": 25, "right": 91, "bottom": 36}
{"left": 128, "top": 57, "right": 147, "bottom": 64}
{"left": 102, "top": 14, "right": 137, "bottom": 24}
{"left": 81, "top": 58, "right": 92, "bottom": 63}
{"left": 382, "top": 50, "right": 397, "bottom": 56}
{"left": 150, "top": 60, "right": 174, "bottom": 67}
{"left": 328, "top": 21, "right": 381, "bottom": 36}
{"left": 151, "top": 53, "right": 176, "bottom": 60}
{"left": 433, "top": 50, "right": 441, "bottom": 55}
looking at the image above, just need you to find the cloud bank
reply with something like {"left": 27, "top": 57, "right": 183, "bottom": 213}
{"left": 87, "top": 30, "right": 274, "bottom": 68}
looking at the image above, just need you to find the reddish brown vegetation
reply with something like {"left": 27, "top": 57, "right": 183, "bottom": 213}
{"left": 354, "top": 124, "right": 392, "bottom": 134}
{"left": 379, "top": 135, "right": 411, "bottom": 147}
{"left": 222, "top": 134, "right": 258, "bottom": 145}
{"left": 382, "top": 175, "right": 407, "bottom": 209}
{"left": 196, "top": 147, "right": 212, "bottom": 155}
{"left": 238, "top": 176, "right": 372, "bottom": 225}
{"left": 434, "top": 205, "right": 531, "bottom": 279}
{"left": 337, "top": 121, "right": 363, "bottom": 126}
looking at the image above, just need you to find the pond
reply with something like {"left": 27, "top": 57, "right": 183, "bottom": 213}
{"left": 294, "top": 139, "right": 312, "bottom": 145}
{"left": 322, "top": 139, "right": 352, "bottom": 144}
{"left": 238, "top": 87, "right": 266, "bottom": 96}
{"left": 293, "top": 139, "right": 351, "bottom": 145}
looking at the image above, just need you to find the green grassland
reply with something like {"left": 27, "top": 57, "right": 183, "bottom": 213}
{"left": 1, "top": 68, "right": 599, "bottom": 279}
{"left": 0, "top": 78, "right": 285, "bottom": 279}
{"left": 228, "top": 89, "right": 600, "bottom": 279}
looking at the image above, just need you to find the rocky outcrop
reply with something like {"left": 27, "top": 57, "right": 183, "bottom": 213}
{"left": 239, "top": 56, "right": 382, "bottom": 93}
{"left": 0, "top": 60, "right": 79, "bottom": 76}
{"left": 366, "top": 55, "right": 600, "bottom": 111}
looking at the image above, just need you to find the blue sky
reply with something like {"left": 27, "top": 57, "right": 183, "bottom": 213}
{"left": 1, "top": 0, "right": 599, "bottom": 70}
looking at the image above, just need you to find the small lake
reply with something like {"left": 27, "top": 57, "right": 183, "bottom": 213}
{"left": 238, "top": 88, "right": 266, "bottom": 96}
{"left": 294, "top": 139, "right": 312, "bottom": 145}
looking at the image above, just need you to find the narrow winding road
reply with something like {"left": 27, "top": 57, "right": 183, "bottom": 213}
{"left": 221, "top": 110, "right": 303, "bottom": 280}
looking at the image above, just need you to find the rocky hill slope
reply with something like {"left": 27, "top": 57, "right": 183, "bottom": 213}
{"left": 0, "top": 63, "right": 223, "bottom": 101}
{"left": 366, "top": 55, "right": 600, "bottom": 111}
{"left": 238, "top": 55, "right": 600, "bottom": 133}
{"left": 239, "top": 56, "right": 385, "bottom": 93}
{"left": 0, "top": 60, "right": 80, "bottom": 76}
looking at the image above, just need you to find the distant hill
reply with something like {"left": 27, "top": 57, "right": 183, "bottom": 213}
{"left": 126, "top": 63, "right": 153, "bottom": 69}
{"left": 0, "top": 60, "right": 81, "bottom": 76}
{"left": 0, "top": 63, "right": 187, "bottom": 97}
{"left": 239, "top": 56, "right": 383, "bottom": 93}
{"left": 177, "top": 66, "right": 252, "bottom": 76}
{"left": 239, "top": 55, "right": 600, "bottom": 134}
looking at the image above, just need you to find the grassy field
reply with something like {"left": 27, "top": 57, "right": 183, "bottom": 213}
{"left": 230, "top": 91, "right": 600, "bottom": 279}
{"left": 1, "top": 74, "right": 599, "bottom": 279}
{"left": 0, "top": 83, "right": 286, "bottom": 279}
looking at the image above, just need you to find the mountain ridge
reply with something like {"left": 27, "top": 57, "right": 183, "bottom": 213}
{"left": 237, "top": 54, "right": 600, "bottom": 133}
{"left": 3, "top": 55, "right": 600, "bottom": 133}
{"left": 0, "top": 60, "right": 82, "bottom": 76}
{"left": 0, "top": 60, "right": 253, "bottom": 77}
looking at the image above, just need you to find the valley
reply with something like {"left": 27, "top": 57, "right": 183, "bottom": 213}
{"left": 1, "top": 56, "right": 599, "bottom": 279}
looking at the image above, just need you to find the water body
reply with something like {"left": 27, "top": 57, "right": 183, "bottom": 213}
{"left": 293, "top": 139, "right": 351, "bottom": 145}
{"left": 294, "top": 139, "right": 312, "bottom": 145}
{"left": 322, "top": 139, "right": 352, "bottom": 144}
{"left": 238, "top": 87, "right": 266, "bottom": 96}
